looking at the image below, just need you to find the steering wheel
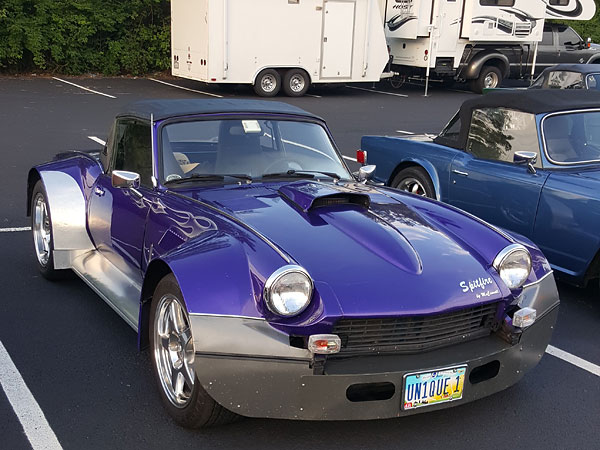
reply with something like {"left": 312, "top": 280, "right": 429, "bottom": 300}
{"left": 262, "top": 158, "right": 303, "bottom": 174}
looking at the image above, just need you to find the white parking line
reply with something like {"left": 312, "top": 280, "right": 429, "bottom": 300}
{"left": 148, "top": 78, "right": 223, "bottom": 98}
{"left": 0, "top": 227, "right": 31, "bottom": 233}
{"left": 52, "top": 77, "right": 116, "bottom": 99}
{"left": 345, "top": 86, "right": 408, "bottom": 98}
{"left": 88, "top": 136, "right": 106, "bottom": 146}
{"left": 342, "top": 155, "right": 357, "bottom": 162}
{"left": 396, "top": 130, "right": 415, "bottom": 135}
{"left": 305, "top": 94, "right": 322, "bottom": 98}
{"left": 0, "top": 341, "right": 63, "bottom": 450}
{"left": 546, "top": 345, "right": 600, "bottom": 377}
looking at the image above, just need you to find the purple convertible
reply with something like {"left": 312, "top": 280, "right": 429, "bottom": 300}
{"left": 27, "top": 99, "right": 558, "bottom": 427}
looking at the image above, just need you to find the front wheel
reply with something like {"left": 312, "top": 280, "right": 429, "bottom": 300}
{"left": 31, "top": 180, "right": 66, "bottom": 280}
{"left": 391, "top": 167, "right": 435, "bottom": 199}
{"left": 150, "top": 274, "right": 239, "bottom": 428}
{"left": 253, "top": 69, "right": 281, "bottom": 97}
{"left": 283, "top": 69, "right": 310, "bottom": 97}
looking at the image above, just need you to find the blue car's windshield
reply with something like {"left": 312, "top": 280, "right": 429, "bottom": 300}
{"left": 159, "top": 119, "right": 351, "bottom": 183}
{"left": 544, "top": 111, "right": 600, "bottom": 164}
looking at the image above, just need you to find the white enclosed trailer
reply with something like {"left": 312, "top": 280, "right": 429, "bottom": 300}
{"left": 379, "top": 0, "right": 596, "bottom": 93}
{"left": 171, "top": 0, "right": 390, "bottom": 97}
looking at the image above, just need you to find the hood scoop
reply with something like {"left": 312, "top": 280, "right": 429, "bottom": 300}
{"left": 278, "top": 181, "right": 370, "bottom": 212}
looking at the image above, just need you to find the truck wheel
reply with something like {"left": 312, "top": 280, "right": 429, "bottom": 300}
{"left": 150, "top": 274, "right": 240, "bottom": 428}
{"left": 253, "top": 69, "right": 281, "bottom": 97}
{"left": 391, "top": 167, "right": 435, "bottom": 199}
{"left": 470, "top": 66, "right": 503, "bottom": 94}
{"left": 283, "top": 69, "right": 310, "bottom": 97}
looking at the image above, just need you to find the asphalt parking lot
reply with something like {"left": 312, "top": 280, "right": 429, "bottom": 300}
{"left": 0, "top": 76, "right": 598, "bottom": 450}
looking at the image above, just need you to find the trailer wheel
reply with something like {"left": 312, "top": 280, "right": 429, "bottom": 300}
{"left": 254, "top": 69, "right": 281, "bottom": 97}
{"left": 470, "top": 66, "right": 503, "bottom": 94}
{"left": 283, "top": 69, "right": 310, "bottom": 97}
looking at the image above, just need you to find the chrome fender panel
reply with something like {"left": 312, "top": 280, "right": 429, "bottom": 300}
{"left": 39, "top": 170, "right": 94, "bottom": 269}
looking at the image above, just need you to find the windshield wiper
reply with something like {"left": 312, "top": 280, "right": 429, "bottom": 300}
{"left": 164, "top": 173, "right": 252, "bottom": 185}
{"left": 261, "top": 170, "right": 340, "bottom": 180}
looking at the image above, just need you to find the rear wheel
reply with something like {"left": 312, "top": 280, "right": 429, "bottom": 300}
{"left": 31, "top": 180, "right": 66, "bottom": 280}
{"left": 253, "top": 69, "right": 281, "bottom": 97}
{"left": 150, "top": 274, "right": 239, "bottom": 428}
{"left": 470, "top": 66, "right": 503, "bottom": 94}
{"left": 391, "top": 167, "right": 435, "bottom": 199}
{"left": 283, "top": 69, "right": 310, "bottom": 97}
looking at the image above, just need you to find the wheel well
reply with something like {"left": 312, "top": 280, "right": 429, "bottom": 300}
{"left": 27, "top": 169, "right": 41, "bottom": 217}
{"left": 138, "top": 260, "right": 173, "bottom": 350}
{"left": 482, "top": 59, "right": 508, "bottom": 78}
{"left": 388, "top": 162, "right": 428, "bottom": 187}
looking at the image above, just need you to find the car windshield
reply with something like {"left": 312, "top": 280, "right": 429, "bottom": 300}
{"left": 159, "top": 118, "right": 351, "bottom": 183}
{"left": 544, "top": 111, "right": 600, "bottom": 164}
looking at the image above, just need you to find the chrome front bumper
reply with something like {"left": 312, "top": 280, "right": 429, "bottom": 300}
{"left": 190, "top": 274, "right": 559, "bottom": 421}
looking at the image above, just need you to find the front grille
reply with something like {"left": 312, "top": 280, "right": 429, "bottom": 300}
{"left": 333, "top": 303, "right": 499, "bottom": 356}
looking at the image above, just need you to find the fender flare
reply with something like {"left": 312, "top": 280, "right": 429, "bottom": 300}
{"left": 463, "top": 51, "right": 510, "bottom": 80}
{"left": 30, "top": 169, "right": 95, "bottom": 269}
{"left": 587, "top": 54, "right": 600, "bottom": 64}
{"left": 389, "top": 159, "right": 442, "bottom": 202}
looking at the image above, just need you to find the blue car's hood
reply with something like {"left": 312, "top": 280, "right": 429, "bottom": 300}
{"left": 183, "top": 181, "right": 508, "bottom": 318}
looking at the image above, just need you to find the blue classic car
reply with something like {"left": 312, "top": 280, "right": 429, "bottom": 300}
{"left": 28, "top": 99, "right": 557, "bottom": 427}
{"left": 363, "top": 90, "right": 600, "bottom": 287}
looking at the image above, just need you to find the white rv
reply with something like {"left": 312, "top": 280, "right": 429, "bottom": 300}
{"left": 171, "top": 0, "right": 390, "bottom": 97}
{"left": 380, "top": 0, "right": 596, "bottom": 93}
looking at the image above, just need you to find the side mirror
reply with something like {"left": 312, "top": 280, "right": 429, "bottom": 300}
{"left": 587, "top": 37, "right": 592, "bottom": 48}
{"left": 514, "top": 151, "right": 537, "bottom": 174}
{"left": 358, "top": 165, "right": 376, "bottom": 183}
{"left": 112, "top": 170, "right": 141, "bottom": 189}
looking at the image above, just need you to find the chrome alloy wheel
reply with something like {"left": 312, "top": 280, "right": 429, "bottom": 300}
{"left": 33, "top": 193, "right": 51, "bottom": 267}
{"left": 398, "top": 177, "right": 427, "bottom": 196}
{"left": 261, "top": 74, "right": 278, "bottom": 93}
{"left": 484, "top": 72, "right": 499, "bottom": 89}
{"left": 289, "top": 74, "right": 306, "bottom": 93}
{"left": 154, "top": 294, "right": 196, "bottom": 408}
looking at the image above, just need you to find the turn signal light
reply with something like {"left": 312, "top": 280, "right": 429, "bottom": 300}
{"left": 513, "top": 307, "right": 536, "bottom": 328}
{"left": 308, "top": 335, "right": 341, "bottom": 354}
{"left": 356, "top": 150, "right": 367, "bottom": 165}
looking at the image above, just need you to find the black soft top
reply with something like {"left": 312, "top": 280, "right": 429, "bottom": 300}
{"left": 539, "top": 63, "right": 600, "bottom": 76}
{"left": 439, "top": 90, "right": 600, "bottom": 150}
{"left": 117, "top": 98, "right": 322, "bottom": 121}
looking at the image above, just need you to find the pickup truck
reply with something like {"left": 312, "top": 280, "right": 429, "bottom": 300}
{"left": 455, "top": 24, "right": 600, "bottom": 93}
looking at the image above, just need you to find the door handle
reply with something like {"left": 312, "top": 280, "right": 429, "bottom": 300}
{"left": 94, "top": 186, "right": 105, "bottom": 197}
{"left": 452, "top": 169, "right": 469, "bottom": 177}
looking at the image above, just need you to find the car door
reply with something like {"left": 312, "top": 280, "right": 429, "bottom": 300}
{"left": 448, "top": 108, "right": 549, "bottom": 239}
{"left": 88, "top": 117, "right": 154, "bottom": 284}
{"left": 556, "top": 25, "right": 588, "bottom": 64}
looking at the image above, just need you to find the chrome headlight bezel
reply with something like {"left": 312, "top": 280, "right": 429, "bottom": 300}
{"left": 263, "top": 265, "right": 314, "bottom": 317}
{"left": 493, "top": 244, "right": 532, "bottom": 290}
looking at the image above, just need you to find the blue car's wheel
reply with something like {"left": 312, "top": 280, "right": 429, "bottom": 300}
{"left": 150, "top": 274, "right": 239, "bottom": 428}
{"left": 392, "top": 167, "right": 435, "bottom": 199}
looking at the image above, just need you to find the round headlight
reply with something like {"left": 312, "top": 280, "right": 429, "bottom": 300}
{"left": 264, "top": 265, "right": 313, "bottom": 317}
{"left": 493, "top": 244, "right": 532, "bottom": 290}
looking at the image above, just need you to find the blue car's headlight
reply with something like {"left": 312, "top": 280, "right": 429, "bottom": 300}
{"left": 493, "top": 244, "right": 532, "bottom": 290}
{"left": 264, "top": 265, "right": 313, "bottom": 316}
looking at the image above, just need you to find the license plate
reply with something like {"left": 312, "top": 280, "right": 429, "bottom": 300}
{"left": 402, "top": 366, "right": 467, "bottom": 411}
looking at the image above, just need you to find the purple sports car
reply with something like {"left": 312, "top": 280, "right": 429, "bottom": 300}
{"left": 27, "top": 99, "right": 558, "bottom": 427}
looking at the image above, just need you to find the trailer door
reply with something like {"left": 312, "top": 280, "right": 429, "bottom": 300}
{"left": 321, "top": 1, "right": 356, "bottom": 78}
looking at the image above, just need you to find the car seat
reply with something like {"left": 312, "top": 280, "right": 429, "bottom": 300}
{"left": 215, "top": 121, "right": 263, "bottom": 176}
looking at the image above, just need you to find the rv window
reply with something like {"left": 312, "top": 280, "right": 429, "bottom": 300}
{"left": 549, "top": 0, "right": 569, "bottom": 5}
{"left": 466, "top": 108, "right": 540, "bottom": 164}
{"left": 479, "top": 0, "right": 515, "bottom": 6}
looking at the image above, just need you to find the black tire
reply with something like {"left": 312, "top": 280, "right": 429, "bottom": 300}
{"left": 469, "top": 66, "right": 503, "bottom": 94}
{"left": 149, "top": 274, "right": 239, "bottom": 428}
{"left": 30, "top": 180, "right": 67, "bottom": 280}
{"left": 253, "top": 69, "right": 281, "bottom": 97}
{"left": 282, "top": 69, "right": 310, "bottom": 97}
{"left": 391, "top": 167, "right": 435, "bottom": 199}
